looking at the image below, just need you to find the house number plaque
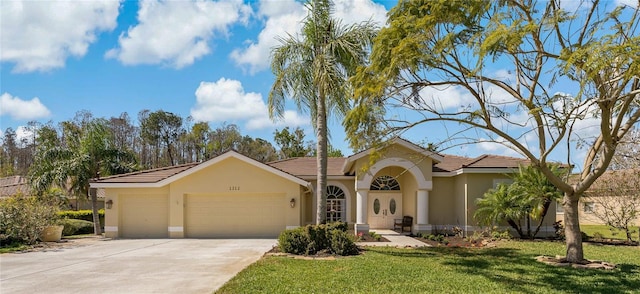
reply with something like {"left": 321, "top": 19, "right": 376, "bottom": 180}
{"left": 229, "top": 186, "right": 240, "bottom": 191}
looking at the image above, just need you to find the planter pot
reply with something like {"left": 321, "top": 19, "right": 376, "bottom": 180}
{"left": 40, "top": 225, "right": 64, "bottom": 242}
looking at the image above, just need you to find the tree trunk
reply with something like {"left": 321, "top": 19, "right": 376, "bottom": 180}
{"left": 532, "top": 198, "right": 551, "bottom": 238}
{"left": 563, "top": 193, "right": 584, "bottom": 262}
{"left": 89, "top": 188, "right": 102, "bottom": 235}
{"left": 507, "top": 219, "right": 524, "bottom": 238}
{"left": 316, "top": 93, "right": 328, "bottom": 225}
{"left": 526, "top": 214, "right": 532, "bottom": 239}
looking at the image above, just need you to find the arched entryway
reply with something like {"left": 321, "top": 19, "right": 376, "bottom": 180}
{"left": 368, "top": 175, "right": 402, "bottom": 229}
{"left": 354, "top": 157, "right": 433, "bottom": 234}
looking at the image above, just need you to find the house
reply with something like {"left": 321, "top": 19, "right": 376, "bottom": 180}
{"left": 90, "top": 138, "right": 558, "bottom": 239}
{"left": 0, "top": 175, "right": 103, "bottom": 210}
{"left": 557, "top": 169, "right": 640, "bottom": 226}
{"left": 0, "top": 176, "right": 30, "bottom": 198}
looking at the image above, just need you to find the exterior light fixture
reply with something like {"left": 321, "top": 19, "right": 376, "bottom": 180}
{"left": 106, "top": 199, "right": 113, "bottom": 209}
{"left": 290, "top": 198, "right": 296, "bottom": 208}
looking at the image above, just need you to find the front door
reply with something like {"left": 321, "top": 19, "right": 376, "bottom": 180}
{"left": 368, "top": 193, "right": 402, "bottom": 229}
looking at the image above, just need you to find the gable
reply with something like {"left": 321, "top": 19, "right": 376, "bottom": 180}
{"left": 342, "top": 138, "right": 441, "bottom": 175}
{"left": 171, "top": 156, "right": 305, "bottom": 194}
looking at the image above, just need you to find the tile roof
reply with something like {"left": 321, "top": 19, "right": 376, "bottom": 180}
{"left": 433, "top": 154, "right": 529, "bottom": 172}
{"left": 0, "top": 176, "right": 30, "bottom": 197}
{"left": 0, "top": 175, "right": 26, "bottom": 187}
{"left": 92, "top": 163, "right": 199, "bottom": 183}
{"left": 90, "top": 150, "right": 531, "bottom": 184}
{"left": 267, "top": 157, "right": 348, "bottom": 177}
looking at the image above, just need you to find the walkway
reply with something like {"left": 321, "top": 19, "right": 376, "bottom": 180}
{"left": 358, "top": 229, "right": 429, "bottom": 247}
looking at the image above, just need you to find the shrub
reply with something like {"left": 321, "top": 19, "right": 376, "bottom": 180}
{"left": 591, "top": 232, "right": 605, "bottom": 240}
{"left": 278, "top": 227, "right": 310, "bottom": 255}
{"left": 326, "top": 221, "right": 348, "bottom": 232}
{"left": 329, "top": 229, "right": 359, "bottom": 256}
{"left": 58, "top": 209, "right": 105, "bottom": 225}
{"left": 60, "top": 219, "right": 94, "bottom": 236}
{"left": 278, "top": 223, "right": 359, "bottom": 256}
{"left": 306, "top": 224, "right": 329, "bottom": 251}
{"left": 369, "top": 231, "right": 381, "bottom": 241}
{"left": 581, "top": 231, "right": 590, "bottom": 241}
{"left": 553, "top": 221, "right": 565, "bottom": 240}
{"left": 0, "top": 194, "right": 60, "bottom": 245}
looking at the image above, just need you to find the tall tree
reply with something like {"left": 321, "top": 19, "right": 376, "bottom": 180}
{"left": 346, "top": 0, "right": 640, "bottom": 262}
{"left": 269, "top": 0, "right": 377, "bottom": 224}
{"left": 1, "top": 128, "right": 18, "bottom": 176}
{"left": 140, "top": 110, "right": 183, "bottom": 167}
{"left": 274, "top": 127, "right": 313, "bottom": 159}
{"left": 29, "top": 119, "right": 137, "bottom": 235}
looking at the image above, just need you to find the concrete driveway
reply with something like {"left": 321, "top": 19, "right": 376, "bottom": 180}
{"left": 0, "top": 238, "right": 276, "bottom": 294}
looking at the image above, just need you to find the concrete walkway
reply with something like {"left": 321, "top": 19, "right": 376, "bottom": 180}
{"left": 358, "top": 229, "right": 429, "bottom": 247}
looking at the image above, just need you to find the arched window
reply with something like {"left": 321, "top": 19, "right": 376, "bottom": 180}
{"left": 370, "top": 175, "right": 401, "bottom": 190}
{"left": 326, "top": 185, "right": 346, "bottom": 222}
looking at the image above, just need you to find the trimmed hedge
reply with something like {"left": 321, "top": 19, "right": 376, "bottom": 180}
{"left": 278, "top": 222, "right": 358, "bottom": 256}
{"left": 59, "top": 219, "right": 94, "bottom": 236}
{"left": 58, "top": 209, "right": 104, "bottom": 226}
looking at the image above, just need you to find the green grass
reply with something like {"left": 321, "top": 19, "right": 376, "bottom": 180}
{"left": 62, "top": 234, "right": 98, "bottom": 239}
{"left": 216, "top": 240, "right": 640, "bottom": 293}
{"left": 0, "top": 243, "right": 29, "bottom": 254}
{"left": 582, "top": 224, "right": 639, "bottom": 241}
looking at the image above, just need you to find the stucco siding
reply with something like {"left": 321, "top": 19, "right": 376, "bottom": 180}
{"left": 430, "top": 177, "right": 456, "bottom": 225}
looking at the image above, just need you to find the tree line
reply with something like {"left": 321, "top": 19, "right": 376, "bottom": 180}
{"left": 0, "top": 109, "right": 342, "bottom": 178}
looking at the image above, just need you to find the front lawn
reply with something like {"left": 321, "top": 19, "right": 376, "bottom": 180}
{"left": 216, "top": 240, "right": 640, "bottom": 293}
{"left": 582, "top": 224, "right": 639, "bottom": 241}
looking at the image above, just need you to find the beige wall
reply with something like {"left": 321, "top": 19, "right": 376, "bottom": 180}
{"left": 102, "top": 156, "right": 305, "bottom": 238}
{"left": 430, "top": 177, "right": 456, "bottom": 225}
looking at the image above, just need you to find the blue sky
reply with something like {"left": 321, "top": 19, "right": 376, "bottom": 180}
{"left": 0, "top": 0, "right": 634, "bottom": 167}
{"left": 1, "top": 0, "right": 397, "bottom": 155}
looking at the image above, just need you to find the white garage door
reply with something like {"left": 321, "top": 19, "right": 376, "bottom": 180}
{"left": 185, "top": 193, "right": 286, "bottom": 238}
{"left": 120, "top": 194, "right": 168, "bottom": 238}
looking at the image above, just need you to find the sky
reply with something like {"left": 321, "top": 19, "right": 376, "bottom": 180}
{"left": 0, "top": 0, "right": 635, "bottom": 167}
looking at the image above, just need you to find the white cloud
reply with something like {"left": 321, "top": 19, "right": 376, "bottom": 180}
{"left": 106, "top": 0, "right": 251, "bottom": 68}
{"left": 418, "top": 85, "right": 477, "bottom": 111}
{"left": 332, "top": 0, "right": 387, "bottom": 26}
{"left": 477, "top": 137, "right": 523, "bottom": 157}
{"left": 0, "top": 93, "right": 51, "bottom": 120}
{"left": 190, "top": 78, "right": 308, "bottom": 130}
{"left": 0, "top": 0, "right": 120, "bottom": 73}
{"left": 230, "top": 0, "right": 387, "bottom": 74}
{"left": 15, "top": 126, "right": 35, "bottom": 146}
{"left": 616, "top": 0, "right": 639, "bottom": 7}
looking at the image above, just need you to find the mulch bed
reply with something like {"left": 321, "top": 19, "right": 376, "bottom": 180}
{"left": 536, "top": 255, "right": 617, "bottom": 270}
{"left": 356, "top": 234, "right": 390, "bottom": 242}
{"left": 413, "top": 235, "right": 498, "bottom": 248}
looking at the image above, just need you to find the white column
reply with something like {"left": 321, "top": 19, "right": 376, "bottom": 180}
{"left": 414, "top": 189, "right": 432, "bottom": 233}
{"left": 356, "top": 189, "right": 368, "bottom": 224}
{"left": 355, "top": 189, "right": 370, "bottom": 234}
{"left": 417, "top": 190, "right": 429, "bottom": 224}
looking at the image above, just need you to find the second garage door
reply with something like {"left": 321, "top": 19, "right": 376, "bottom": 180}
{"left": 120, "top": 194, "right": 168, "bottom": 238}
{"left": 185, "top": 193, "right": 286, "bottom": 238}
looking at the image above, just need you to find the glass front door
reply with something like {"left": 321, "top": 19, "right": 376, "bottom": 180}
{"left": 368, "top": 193, "right": 402, "bottom": 229}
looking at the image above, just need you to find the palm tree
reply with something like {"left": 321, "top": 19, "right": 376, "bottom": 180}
{"left": 30, "top": 119, "right": 137, "bottom": 235}
{"left": 475, "top": 183, "right": 527, "bottom": 237}
{"left": 475, "top": 165, "right": 565, "bottom": 238}
{"left": 509, "top": 165, "right": 565, "bottom": 237}
{"left": 269, "top": 0, "right": 377, "bottom": 224}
